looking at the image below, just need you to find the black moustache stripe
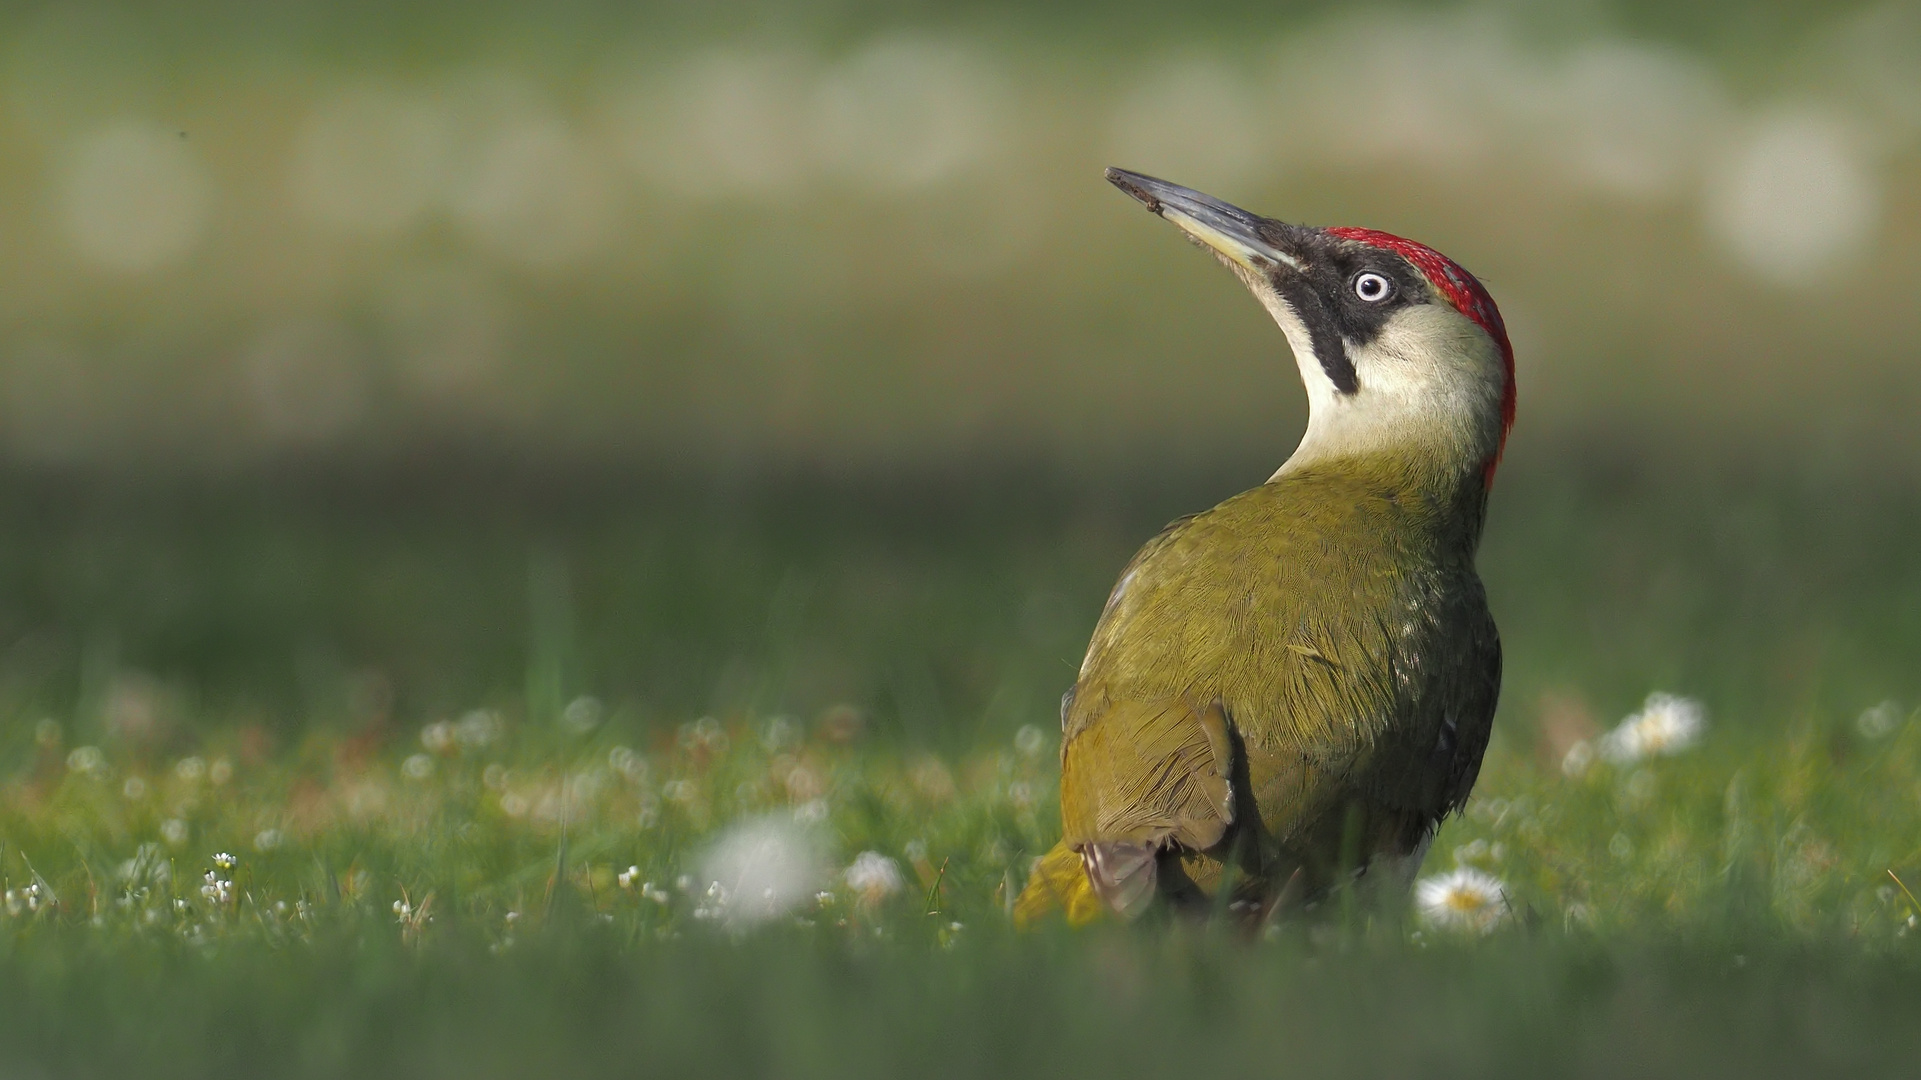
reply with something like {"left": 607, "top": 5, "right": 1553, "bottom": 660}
{"left": 1276, "top": 277, "right": 1359, "bottom": 395}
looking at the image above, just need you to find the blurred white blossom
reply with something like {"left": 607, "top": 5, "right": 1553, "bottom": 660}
{"left": 1599, "top": 693, "right": 1707, "bottom": 763}
{"left": 1013, "top": 724, "right": 1046, "bottom": 758}
{"left": 560, "top": 696, "right": 603, "bottom": 734}
{"left": 66, "top": 745, "right": 106, "bottom": 777}
{"left": 1561, "top": 739, "right": 1596, "bottom": 776}
{"left": 693, "top": 816, "right": 824, "bottom": 928}
{"left": 421, "top": 720, "right": 457, "bottom": 754}
{"left": 455, "top": 710, "right": 503, "bottom": 751}
{"left": 1857, "top": 700, "right": 1904, "bottom": 740}
{"left": 844, "top": 851, "right": 905, "bottom": 907}
{"left": 1414, "top": 868, "right": 1509, "bottom": 934}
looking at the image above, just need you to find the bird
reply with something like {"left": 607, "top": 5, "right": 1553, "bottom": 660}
{"left": 1014, "top": 169, "right": 1513, "bottom": 926}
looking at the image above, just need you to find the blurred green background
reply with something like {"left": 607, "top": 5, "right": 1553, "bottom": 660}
{"left": 1, "top": 0, "right": 1918, "bottom": 750}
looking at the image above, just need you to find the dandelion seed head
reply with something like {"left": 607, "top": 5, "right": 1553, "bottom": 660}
{"left": 1414, "top": 868, "right": 1509, "bottom": 934}
{"left": 174, "top": 756, "right": 207, "bottom": 782}
{"left": 402, "top": 753, "right": 434, "bottom": 780}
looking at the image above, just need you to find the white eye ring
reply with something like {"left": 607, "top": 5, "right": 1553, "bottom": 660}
{"left": 1352, "top": 271, "right": 1393, "bottom": 302}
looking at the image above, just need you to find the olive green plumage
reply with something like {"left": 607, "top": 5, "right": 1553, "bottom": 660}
{"left": 1018, "top": 451, "right": 1499, "bottom": 923}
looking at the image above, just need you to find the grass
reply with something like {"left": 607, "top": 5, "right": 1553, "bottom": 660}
{"left": 2, "top": 692, "right": 1920, "bottom": 1077}
{"left": 1, "top": 455, "right": 1920, "bottom": 1075}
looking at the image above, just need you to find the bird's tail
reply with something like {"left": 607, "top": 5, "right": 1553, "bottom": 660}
{"left": 1012, "top": 841, "right": 1106, "bottom": 928}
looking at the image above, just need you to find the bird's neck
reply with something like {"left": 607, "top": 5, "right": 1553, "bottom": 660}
{"left": 1272, "top": 440, "right": 1495, "bottom": 552}
{"left": 1259, "top": 300, "right": 1511, "bottom": 541}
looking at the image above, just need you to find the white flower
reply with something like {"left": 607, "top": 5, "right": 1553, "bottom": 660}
{"left": 617, "top": 865, "right": 641, "bottom": 889}
{"left": 560, "top": 696, "right": 603, "bottom": 734}
{"left": 1561, "top": 739, "right": 1595, "bottom": 777}
{"left": 200, "top": 871, "right": 233, "bottom": 906}
{"left": 1857, "top": 701, "right": 1904, "bottom": 740}
{"left": 608, "top": 746, "right": 648, "bottom": 784}
{"left": 66, "top": 745, "right": 107, "bottom": 778}
{"left": 211, "top": 852, "right": 237, "bottom": 873}
{"left": 420, "top": 721, "right": 457, "bottom": 754}
{"left": 455, "top": 710, "right": 502, "bottom": 751}
{"left": 693, "top": 816, "right": 824, "bottom": 928}
{"left": 844, "top": 851, "right": 905, "bottom": 906}
{"left": 1013, "top": 724, "right": 1046, "bottom": 757}
{"left": 1414, "top": 868, "right": 1510, "bottom": 934}
{"left": 761, "top": 716, "right": 799, "bottom": 753}
{"left": 1599, "top": 692, "right": 1706, "bottom": 763}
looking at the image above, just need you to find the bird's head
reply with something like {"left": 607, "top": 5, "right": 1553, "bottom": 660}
{"left": 1107, "top": 168, "right": 1514, "bottom": 490}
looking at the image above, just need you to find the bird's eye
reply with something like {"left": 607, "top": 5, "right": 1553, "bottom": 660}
{"left": 1352, "top": 271, "right": 1393, "bottom": 303}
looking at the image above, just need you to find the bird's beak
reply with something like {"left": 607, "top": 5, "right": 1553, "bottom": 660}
{"left": 1105, "top": 168, "right": 1305, "bottom": 274}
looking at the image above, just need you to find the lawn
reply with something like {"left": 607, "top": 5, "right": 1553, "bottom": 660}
{"left": 2, "top": 456, "right": 1918, "bottom": 1077}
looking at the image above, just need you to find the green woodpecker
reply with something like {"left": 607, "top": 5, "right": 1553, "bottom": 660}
{"left": 1016, "top": 169, "right": 1513, "bottom": 925}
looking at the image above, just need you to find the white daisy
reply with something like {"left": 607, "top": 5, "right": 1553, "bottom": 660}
{"left": 1599, "top": 692, "right": 1706, "bottom": 763}
{"left": 1414, "top": 867, "right": 1510, "bottom": 934}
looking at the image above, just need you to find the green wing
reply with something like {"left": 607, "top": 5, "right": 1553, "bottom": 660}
{"left": 1057, "top": 472, "right": 1500, "bottom": 906}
